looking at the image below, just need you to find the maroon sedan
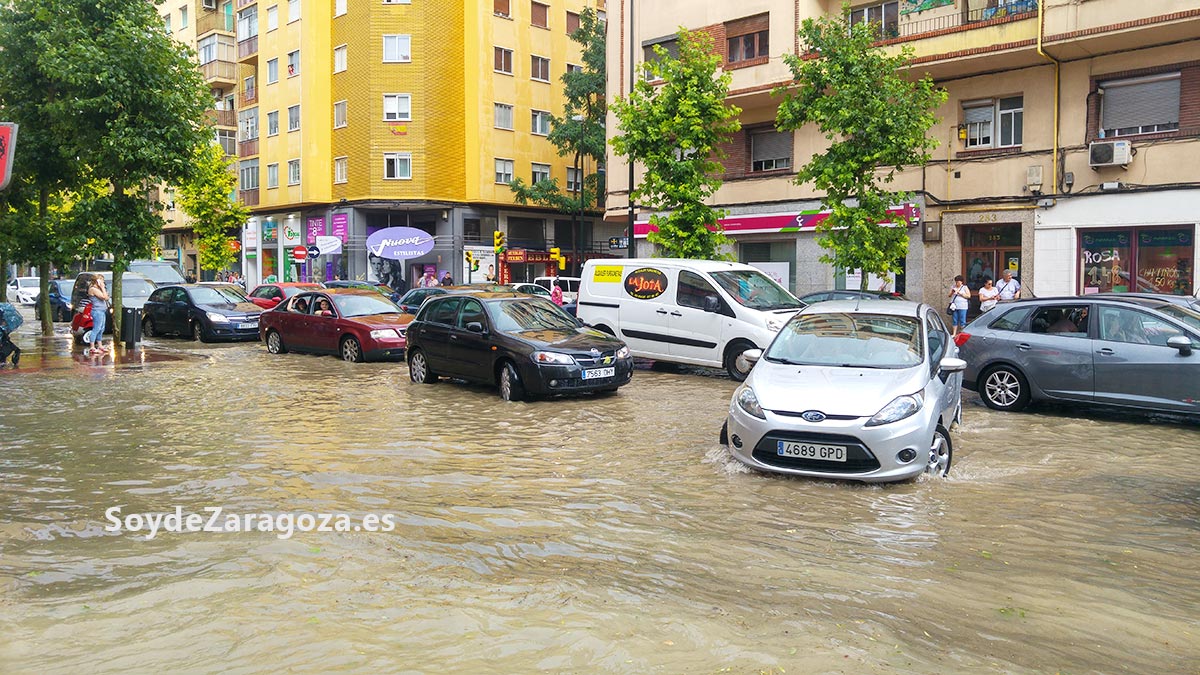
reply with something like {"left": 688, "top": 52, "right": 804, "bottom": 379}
{"left": 259, "top": 288, "right": 413, "bottom": 362}
{"left": 247, "top": 282, "right": 324, "bottom": 310}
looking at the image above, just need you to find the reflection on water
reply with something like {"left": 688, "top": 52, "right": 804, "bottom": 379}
{"left": 1, "top": 341, "right": 1198, "bottom": 673}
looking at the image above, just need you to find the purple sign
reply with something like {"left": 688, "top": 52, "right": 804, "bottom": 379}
{"left": 331, "top": 213, "right": 349, "bottom": 242}
{"left": 365, "top": 226, "right": 436, "bottom": 260}
{"left": 306, "top": 216, "right": 326, "bottom": 244}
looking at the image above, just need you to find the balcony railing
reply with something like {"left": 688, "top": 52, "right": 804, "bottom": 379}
{"left": 238, "top": 89, "right": 257, "bottom": 107}
{"left": 239, "top": 189, "right": 259, "bottom": 207}
{"left": 200, "top": 59, "right": 236, "bottom": 85}
{"left": 238, "top": 138, "right": 258, "bottom": 157}
{"left": 196, "top": 10, "right": 234, "bottom": 36}
{"left": 205, "top": 108, "right": 237, "bottom": 127}
{"left": 237, "top": 36, "right": 258, "bottom": 60}
{"left": 236, "top": 0, "right": 256, "bottom": 9}
{"left": 891, "top": 0, "right": 1038, "bottom": 41}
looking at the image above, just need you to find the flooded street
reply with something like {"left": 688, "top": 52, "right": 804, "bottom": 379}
{"left": 2, "top": 335, "right": 1198, "bottom": 674}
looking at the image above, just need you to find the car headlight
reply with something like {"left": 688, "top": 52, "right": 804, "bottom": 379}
{"left": 865, "top": 392, "right": 923, "bottom": 427}
{"left": 735, "top": 386, "right": 766, "bottom": 419}
{"left": 370, "top": 328, "right": 400, "bottom": 339}
{"left": 766, "top": 318, "right": 785, "bottom": 332}
{"left": 616, "top": 346, "right": 630, "bottom": 359}
{"left": 532, "top": 351, "right": 575, "bottom": 365}
{"left": 206, "top": 312, "right": 229, "bottom": 323}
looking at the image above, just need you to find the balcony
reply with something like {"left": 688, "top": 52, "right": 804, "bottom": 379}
{"left": 200, "top": 59, "right": 237, "bottom": 87}
{"left": 196, "top": 9, "right": 234, "bottom": 36}
{"left": 238, "top": 138, "right": 258, "bottom": 157}
{"left": 237, "top": 35, "right": 258, "bottom": 61}
{"left": 885, "top": 0, "right": 1038, "bottom": 42}
{"left": 238, "top": 89, "right": 257, "bottom": 107}
{"left": 205, "top": 108, "right": 237, "bottom": 128}
{"left": 239, "top": 189, "right": 260, "bottom": 207}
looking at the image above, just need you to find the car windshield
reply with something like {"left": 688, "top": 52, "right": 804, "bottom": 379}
{"left": 190, "top": 286, "right": 247, "bottom": 305}
{"left": 766, "top": 312, "right": 923, "bottom": 369}
{"left": 132, "top": 263, "right": 185, "bottom": 285}
{"left": 487, "top": 298, "right": 579, "bottom": 332}
{"left": 17, "top": 278, "right": 37, "bottom": 288}
{"left": 1155, "top": 304, "right": 1200, "bottom": 332}
{"left": 331, "top": 293, "right": 401, "bottom": 317}
{"left": 282, "top": 285, "right": 322, "bottom": 298}
{"left": 710, "top": 270, "right": 804, "bottom": 311}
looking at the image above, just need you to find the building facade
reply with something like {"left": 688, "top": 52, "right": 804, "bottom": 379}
{"left": 606, "top": 0, "right": 1200, "bottom": 306}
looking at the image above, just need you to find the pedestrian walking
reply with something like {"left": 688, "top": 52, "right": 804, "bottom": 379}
{"left": 550, "top": 279, "right": 564, "bottom": 307}
{"left": 948, "top": 274, "right": 970, "bottom": 336}
{"left": 0, "top": 309, "right": 21, "bottom": 368}
{"left": 996, "top": 269, "right": 1022, "bottom": 302}
{"left": 84, "top": 274, "right": 110, "bottom": 355}
{"left": 978, "top": 276, "right": 1000, "bottom": 313}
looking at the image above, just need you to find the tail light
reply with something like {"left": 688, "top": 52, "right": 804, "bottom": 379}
{"left": 953, "top": 332, "right": 971, "bottom": 347}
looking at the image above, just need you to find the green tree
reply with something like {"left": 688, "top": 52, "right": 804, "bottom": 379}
{"left": 509, "top": 8, "right": 606, "bottom": 273}
{"left": 611, "top": 29, "right": 741, "bottom": 260}
{"left": 179, "top": 143, "right": 248, "bottom": 273}
{"left": 775, "top": 8, "right": 946, "bottom": 290}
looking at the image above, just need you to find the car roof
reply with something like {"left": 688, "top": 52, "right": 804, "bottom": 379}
{"left": 261, "top": 282, "right": 322, "bottom": 287}
{"left": 302, "top": 288, "right": 379, "bottom": 296}
{"left": 586, "top": 258, "right": 765, "bottom": 273}
{"left": 427, "top": 291, "right": 529, "bottom": 300}
{"left": 75, "top": 271, "right": 153, "bottom": 281}
{"left": 797, "top": 299, "right": 925, "bottom": 317}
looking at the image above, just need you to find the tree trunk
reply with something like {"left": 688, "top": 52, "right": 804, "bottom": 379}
{"left": 0, "top": 252, "right": 8, "bottom": 303}
{"left": 38, "top": 188, "right": 52, "bottom": 335}
{"left": 860, "top": 271, "right": 870, "bottom": 292}
{"left": 111, "top": 256, "right": 126, "bottom": 338}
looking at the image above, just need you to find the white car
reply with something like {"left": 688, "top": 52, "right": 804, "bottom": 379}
{"left": 534, "top": 276, "right": 581, "bottom": 303}
{"left": 7, "top": 277, "right": 39, "bottom": 305}
{"left": 723, "top": 300, "right": 966, "bottom": 483}
{"left": 510, "top": 282, "right": 552, "bottom": 299}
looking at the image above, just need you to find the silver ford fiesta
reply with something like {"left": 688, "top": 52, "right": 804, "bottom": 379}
{"left": 723, "top": 300, "right": 967, "bottom": 483}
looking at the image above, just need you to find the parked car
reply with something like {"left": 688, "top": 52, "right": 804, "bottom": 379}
{"left": 534, "top": 276, "right": 582, "bottom": 303}
{"left": 247, "top": 282, "right": 324, "bottom": 309}
{"left": 325, "top": 280, "right": 401, "bottom": 303}
{"left": 92, "top": 259, "right": 187, "bottom": 286}
{"left": 7, "top": 276, "right": 39, "bottom": 305}
{"left": 406, "top": 292, "right": 634, "bottom": 401}
{"left": 798, "top": 289, "right": 905, "bottom": 304}
{"left": 1092, "top": 292, "right": 1200, "bottom": 312}
{"left": 142, "top": 284, "right": 262, "bottom": 342}
{"left": 577, "top": 258, "right": 805, "bottom": 380}
{"left": 260, "top": 288, "right": 411, "bottom": 362}
{"left": 723, "top": 300, "right": 965, "bottom": 483}
{"left": 510, "top": 282, "right": 553, "bottom": 299}
{"left": 958, "top": 297, "right": 1200, "bottom": 416}
{"left": 70, "top": 272, "right": 157, "bottom": 339}
{"left": 47, "top": 279, "right": 74, "bottom": 321}
{"left": 396, "top": 287, "right": 448, "bottom": 314}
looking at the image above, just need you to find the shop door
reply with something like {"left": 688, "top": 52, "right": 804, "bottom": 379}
{"left": 962, "top": 224, "right": 1021, "bottom": 317}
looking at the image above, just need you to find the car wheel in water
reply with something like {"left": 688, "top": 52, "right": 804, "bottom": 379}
{"left": 925, "top": 424, "right": 953, "bottom": 477}
{"left": 142, "top": 317, "right": 157, "bottom": 338}
{"left": 408, "top": 349, "right": 437, "bottom": 384}
{"left": 340, "top": 336, "right": 364, "bottom": 363}
{"left": 724, "top": 339, "right": 756, "bottom": 382}
{"left": 191, "top": 321, "right": 209, "bottom": 343}
{"left": 719, "top": 420, "right": 728, "bottom": 445}
{"left": 266, "top": 330, "right": 287, "bottom": 354}
{"left": 498, "top": 362, "right": 525, "bottom": 402}
{"left": 981, "top": 365, "right": 1030, "bottom": 412}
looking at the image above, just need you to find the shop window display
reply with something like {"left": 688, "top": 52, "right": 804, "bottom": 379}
{"left": 1080, "top": 228, "right": 1192, "bottom": 295}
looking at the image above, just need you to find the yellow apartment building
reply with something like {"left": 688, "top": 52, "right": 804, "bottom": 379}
{"left": 208, "top": 0, "right": 621, "bottom": 291}
{"left": 606, "top": 0, "right": 1200, "bottom": 307}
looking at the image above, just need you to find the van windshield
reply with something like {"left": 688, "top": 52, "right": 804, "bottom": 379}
{"left": 710, "top": 270, "right": 804, "bottom": 311}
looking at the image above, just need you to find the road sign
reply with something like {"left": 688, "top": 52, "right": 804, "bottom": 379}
{"left": 307, "top": 245, "right": 320, "bottom": 259}
{"left": 0, "top": 123, "right": 17, "bottom": 191}
{"left": 292, "top": 246, "right": 308, "bottom": 263}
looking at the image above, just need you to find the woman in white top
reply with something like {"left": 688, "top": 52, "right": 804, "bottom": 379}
{"left": 978, "top": 276, "right": 1000, "bottom": 313}
{"left": 948, "top": 274, "right": 971, "bottom": 335}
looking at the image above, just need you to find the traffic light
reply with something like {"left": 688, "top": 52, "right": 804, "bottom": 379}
{"left": 557, "top": 256, "right": 566, "bottom": 271}
{"left": 464, "top": 249, "right": 479, "bottom": 272}
{"left": 493, "top": 230, "right": 506, "bottom": 255}
{"left": 549, "top": 247, "right": 565, "bottom": 271}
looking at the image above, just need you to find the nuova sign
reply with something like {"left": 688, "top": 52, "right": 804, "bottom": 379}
{"left": 365, "top": 227, "right": 436, "bottom": 260}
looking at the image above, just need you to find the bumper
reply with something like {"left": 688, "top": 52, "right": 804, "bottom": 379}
{"left": 364, "top": 336, "right": 407, "bottom": 361}
{"left": 206, "top": 322, "right": 261, "bottom": 341}
{"left": 725, "top": 402, "right": 936, "bottom": 483}
{"left": 519, "top": 357, "right": 635, "bottom": 396}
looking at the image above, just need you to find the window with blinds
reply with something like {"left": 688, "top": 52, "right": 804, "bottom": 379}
{"left": 962, "top": 100, "right": 993, "bottom": 148}
{"left": 751, "top": 130, "right": 792, "bottom": 172}
{"left": 494, "top": 0, "right": 510, "bottom": 18}
{"left": 642, "top": 38, "right": 678, "bottom": 80}
{"left": 531, "top": 1, "right": 548, "bottom": 28}
{"left": 1101, "top": 73, "right": 1181, "bottom": 137}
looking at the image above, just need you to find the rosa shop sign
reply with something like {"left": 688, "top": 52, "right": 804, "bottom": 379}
{"left": 365, "top": 226, "right": 436, "bottom": 260}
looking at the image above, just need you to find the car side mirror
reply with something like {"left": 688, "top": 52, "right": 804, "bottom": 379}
{"left": 939, "top": 356, "right": 968, "bottom": 373}
{"left": 703, "top": 295, "right": 720, "bottom": 312}
{"left": 466, "top": 321, "right": 485, "bottom": 334}
{"left": 1167, "top": 335, "right": 1193, "bottom": 356}
{"left": 741, "top": 348, "right": 763, "bottom": 365}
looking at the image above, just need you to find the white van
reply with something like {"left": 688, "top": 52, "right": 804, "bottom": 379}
{"left": 534, "top": 276, "right": 581, "bottom": 303}
{"left": 577, "top": 259, "right": 804, "bottom": 380}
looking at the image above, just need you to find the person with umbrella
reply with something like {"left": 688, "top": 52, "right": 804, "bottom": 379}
{"left": 0, "top": 302, "right": 22, "bottom": 368}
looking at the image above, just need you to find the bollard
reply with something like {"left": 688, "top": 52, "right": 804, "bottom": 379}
{"left": 121, "top": 307, "right": 142, "bottom": 350}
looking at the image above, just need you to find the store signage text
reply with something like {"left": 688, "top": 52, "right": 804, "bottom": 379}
{"left": 365, "top": 227, "right": 435, "bottom": 260}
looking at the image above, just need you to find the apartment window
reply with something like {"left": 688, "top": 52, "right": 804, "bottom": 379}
{"left": 163, "top": 14, "right": 171, "bottom": 32}
{"left": 849, "top": 1, "right": 899, "bottom": 39}
{"left": 237, "top": 6, "right": 257, "bottom": 40}
{"left": 642, "top": 38, "right": 679, "bottom": 80}
{"left": 494, "top": 103, "right": 514, "bottom": 129}
{"left": 383, "top": 94, "right": 412, "bottom": 121}
{"left": 566, "top": 11, "right": 580, "bottom": 34}
{"left": 1100, "top": 73, "right": 1181, "bottom": 138}
{"left": 267, "top": 5, "right": 278, "bottom": 31}
{"left": 531, "top": 109, "right": 552, "bottom": 135}
{"left": 288, "top": 0, "right": 299, "bottom": 22}
{"left": 266, "top": 162, "right": 279, "bottom": 188}
{"left": 334, "top": 100, "right": 347, "bottom": 128}
{"left": 217, "top": 129, "right": 236, "bottom": 156}
{"left": 288, "top": 159, "right": 301, "bottom": 185}
{"left": 334, "top": 45, "right": 347, "bottom": 73}
{"left": 494, "top": 47, "right": 513, "bottom": 74}
{"left": 567, "top": 63, "right": 582, "bottom": 74}
{"left": 334, "top": 0, "right": 346, "bottom": 17}
{"left": 287, "top": 50, "right": 300, "bottom": 76}
{"left": 288, "top": 105, "right": 300, "bottom": 131}
{"left": 334, "top": 157, "right": 348, "bottom": 184}
{"left": 531, "top": 1, "right": 548, "bottom": 28}
{"left": 384, "top": 152, "right": 412, "bottom": 180}
{"left": 243, "top": 75, "right": 256, "bottom": 99}
{"left": 494, "top": 0, "right": 510, "bottom": 17}
{"left": 383, "top": 35, "right": 411, "bottom": 63}
{"left": 239, "top": 159, "right": 259, "bottom": 191}
{"left": 238, "top": 108, "right": 258, "bottom": 141}
{"left": 198, "top": 35, "right": 218, "bottom": 64}
{"left": 495, "top": 158, "right": 514, "bottom": 184}
{"left": 566, "top": 167, "right": 581, "bottom": 192}
{"left": 963, "top": 96, "right": 1023, "bottom": 149}
{"left": 727, "top": 30, "right": 768, "bottom": 64}
{"left": 750, "top": 130, "right": 792, "bottom": 171}
{"left": 532, "top": 163, "right": 551, "bottom": 183}
{"left": 267, "top": 110, "right": 279, "bottom": 136}
{"left": 179, "top": 6, "right": 188, "bottom": 28}
{"left": 531, "top": 55, "right": 550, "bottom": 82}
{"left": 266, "top": 58, "right": 279, "bottom": 83}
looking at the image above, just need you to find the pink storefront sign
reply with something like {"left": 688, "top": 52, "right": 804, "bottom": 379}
{"left": 331, "top": 213, "right": 349, "bottom": 242}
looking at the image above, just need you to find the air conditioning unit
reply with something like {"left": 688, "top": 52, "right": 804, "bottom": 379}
{"left": 1089, "top": 140, "right": 1132, "bottom": 169}
{"left": 202, "top": 0, "right": 216, "bottom": 9}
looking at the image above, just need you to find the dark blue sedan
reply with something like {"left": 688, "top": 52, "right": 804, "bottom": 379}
{"left": 141, "top": 284, "right": 263, "bottom": 342}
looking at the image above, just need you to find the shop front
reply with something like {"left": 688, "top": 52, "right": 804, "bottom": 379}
{"left": 1079, "top": 227, "right": 1193, "bottom": 295}
{"left": 961, "top": 223, "right": 1023, "bottom": 315}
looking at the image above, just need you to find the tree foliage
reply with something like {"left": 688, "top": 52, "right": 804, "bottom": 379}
{"left": 775, "top": 8, "right": 946, "bottom": 289}
{"left": 179, "top": 143, "right": 248, "bottom": 273}
{"left": 611, "top": 29, "right": 741, "bottom": 260}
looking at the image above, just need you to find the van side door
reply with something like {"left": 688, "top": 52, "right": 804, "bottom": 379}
{"left": 615, "top": 266, "right": 676, "bottom": 360}
{"left": 668, "top": 270, "right": 727, "bottom": 365}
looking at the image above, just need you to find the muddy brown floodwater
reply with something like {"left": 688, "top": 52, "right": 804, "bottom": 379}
{"left": 1, "top": 337, "right": 1198, "bottom": 674}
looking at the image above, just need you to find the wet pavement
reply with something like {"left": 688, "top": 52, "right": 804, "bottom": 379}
{"left": 1, "top": 314, "right": 1198, "bottom": 674}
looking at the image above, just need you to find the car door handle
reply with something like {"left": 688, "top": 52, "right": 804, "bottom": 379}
{"left": 1097, "top": 348, "right": 1115, "bottom": 356}
{"left": 1016, "top": 343, "right": 1031, "bottom": 351}
{"left": 656, "top": 308, "right": 669, "bottom": 315}
{"left": 450, "top": 334, "right": 458, "bottom": 340}
{"left": 669, "top": 311, "right": 683, "bottom": 317}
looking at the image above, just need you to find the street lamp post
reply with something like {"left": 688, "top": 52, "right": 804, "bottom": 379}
{"left": 627, "top": 0, "right": 636, "bottom": 260}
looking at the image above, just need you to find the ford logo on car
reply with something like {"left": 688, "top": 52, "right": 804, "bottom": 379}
{"left": 800, "top": 410, "right": 826, "bottom": 423}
